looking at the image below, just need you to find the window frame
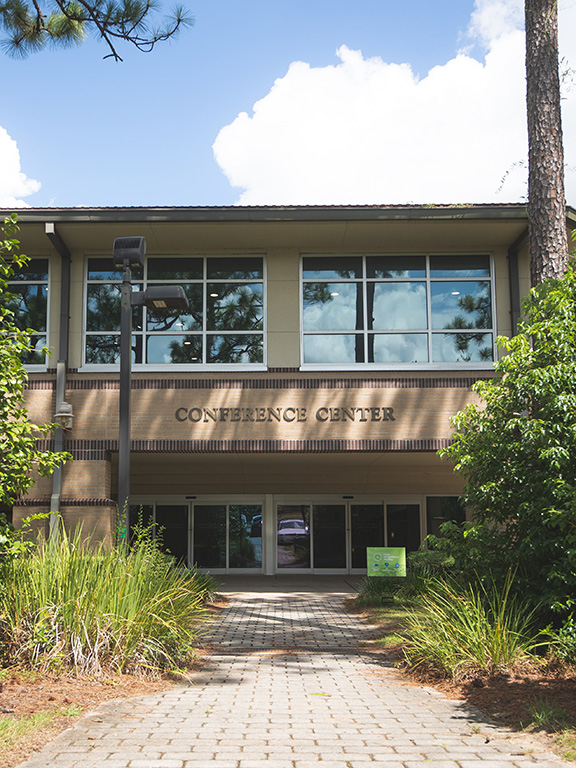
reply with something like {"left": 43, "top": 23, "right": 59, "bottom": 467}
{"left": 82, "top": 254, "right": 267, "bottom": 371}
{"left": 299, "top": 253, "right": 496, "bottom": 370}
{"left": 8, "top": 256, "right": 50, "bottom": 370}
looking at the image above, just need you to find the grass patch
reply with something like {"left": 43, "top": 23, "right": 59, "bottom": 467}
{"left": 528, "top": 695, "right": 570, "bottom": 729}
{"left": 0, "top": 707, "right": 80, "bottom": 757}
{"left": 552, "top": 730, "right": 576, "bottom": 761}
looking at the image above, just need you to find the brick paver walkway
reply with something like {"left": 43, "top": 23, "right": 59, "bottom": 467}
{"left": 17, "top": 577, "right": 570, "bottom": 768}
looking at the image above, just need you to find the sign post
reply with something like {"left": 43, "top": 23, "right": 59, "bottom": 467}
{"left": 366, "top": 547, "right": 406, "bottom": 578}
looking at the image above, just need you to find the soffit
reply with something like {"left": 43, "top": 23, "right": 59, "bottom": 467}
{"left": 11, "top": 213, "right": 531, "bottom": 255}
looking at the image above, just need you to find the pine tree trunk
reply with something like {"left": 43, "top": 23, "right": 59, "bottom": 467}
{"left": 525, "top": 0, "right": 568, "bottom": 285}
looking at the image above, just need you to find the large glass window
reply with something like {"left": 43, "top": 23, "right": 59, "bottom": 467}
{"left": 302, "top": 254, "right": 494, "bottom": 366}
{"left": 8, "top": 258, "right": 49, "bottom": 365}
{"left": 85, "top": 256, "right": 264, "bottom": 366}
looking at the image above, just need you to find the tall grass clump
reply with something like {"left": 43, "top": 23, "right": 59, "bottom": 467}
{"left": 403, "top": 572, "right": 543, "bottom": 679}
{"left": 0, "top": 525, "right": 215, "bottom": 676}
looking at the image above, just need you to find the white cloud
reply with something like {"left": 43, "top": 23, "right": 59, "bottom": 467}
{"left": 0, "top": 126, "right": 41, "bottom": 207}
{"left": 213, "top": 1, "right": 576, "bottom": 207}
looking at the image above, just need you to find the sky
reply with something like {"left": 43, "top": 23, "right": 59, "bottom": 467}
{"left": 1, "top": 0, "right": 575, "bottom": 208}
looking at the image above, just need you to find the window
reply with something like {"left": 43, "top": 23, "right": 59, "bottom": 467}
{"left": 426, "top": 496, "right": 466, "bottom": 538}
{"left": 85, "top": 256, "right": 265, "bottom": 366}
{"left": 8, "top": 258, "right": 49, "bottom": 365}
{"left": 301, "top": 254, "right": 494, "bottom": 366}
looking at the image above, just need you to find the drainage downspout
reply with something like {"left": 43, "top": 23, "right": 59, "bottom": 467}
{"left": 45, "top": 223, "right": 71, "bottom": 538}
{"left": 507, "top": 228, "right": 528, "bottom": 336}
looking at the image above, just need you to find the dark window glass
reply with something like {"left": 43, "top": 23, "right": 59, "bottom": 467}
{"left": 155, "top": 505, "right": 188, "bottom": 565}
{"left": 147, "top": 257, "right": 203, "bottom": 281}
{"left": 313, "top": 505, "right": 346, "bottom": 569}
{"left": 88, "top": 258, "right": 138, "bottom": 281}
{"left": 193, "top": 505, "right": 226, "bottom": 568}
{"left": 426, "top": 497, "right": 466, "bottom": 538}
{"left": 11, "top": 259, "right": 49, "bottom": 281}
{"left": 207, "top": 257, "right": 263, "bottom": 280}
{"left": 302, "top": 256, "right": 362, "bottom": 279}
{"left": 386, "top": 504, "right": 421, "bottom": 553}
{"left": 351, "top": 504, "right": 384, "bottom": 569}
{"left": 366, "top": 255, "right": 425, "bottom": 278}
{"left": 430, "top": 255, "right": 490, "bottom": 278}
{"left": 9, "top": 285, "right": 48, "bottom": 332}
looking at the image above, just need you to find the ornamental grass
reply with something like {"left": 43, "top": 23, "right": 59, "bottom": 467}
{"left": 402, "top": 572, "right": 544, "bottom": 680}
{"left": 0, "top": 527, "right": 215, "bottom": 676}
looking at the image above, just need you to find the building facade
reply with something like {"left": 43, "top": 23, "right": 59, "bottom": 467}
{"left": 6, "top": 203, "right": 567, "bottom": 575}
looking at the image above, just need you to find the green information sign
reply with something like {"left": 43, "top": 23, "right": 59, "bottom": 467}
{"left": 366, "top": 547, "right": 406, "bottom": 578}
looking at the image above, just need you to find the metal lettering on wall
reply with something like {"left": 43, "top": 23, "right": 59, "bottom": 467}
{"left": 175, "top": 406, "right": 396, "bottom": 423}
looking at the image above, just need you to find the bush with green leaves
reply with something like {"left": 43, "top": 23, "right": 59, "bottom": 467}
{"left": 403, "top": 574, "right": 543, "bottom": 679}
{"left": 439, "top": 265, "right": 576, "bottom": 620}
{"left": 547, "top": 615, "right": 576, "bottom": 664}
{"left": 0, "top": 522, "right": 215, "bottom": 675}
{"left": 0, "top": 215, "right": 70, "bottom": 506}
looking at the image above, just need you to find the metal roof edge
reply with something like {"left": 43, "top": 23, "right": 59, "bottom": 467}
{"left": 0, "top": 203, "right": 536, "bottom": 225}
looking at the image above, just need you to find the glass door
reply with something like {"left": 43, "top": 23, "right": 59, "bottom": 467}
{"left": 386, "top": 503, "right": 421, "bottom": 553}
{"left": 312, "top": 504, "right": 347, "bottom": 570}
{"left": 350, "top": 504, "right": 385, "bottom": 570}
{"left": 192, "top": 503, "right": 263, "bottom": 572}
{"left": 276, "top": 504, "right": 311, "bottom": 569}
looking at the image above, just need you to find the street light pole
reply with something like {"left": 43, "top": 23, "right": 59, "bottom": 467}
{"left": 117, "top": 261, "right": 133, "bottom": 526}
{"left": 113, "top": 236, "right": 188, "bottom": 541}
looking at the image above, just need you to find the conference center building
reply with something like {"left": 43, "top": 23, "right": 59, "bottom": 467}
{"left": 7, "top": 203, "right": 572, "bottom": 575}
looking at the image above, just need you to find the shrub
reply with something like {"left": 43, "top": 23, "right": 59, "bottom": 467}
{"left": 547, "top": 615, "right": 576, "bottom": 663}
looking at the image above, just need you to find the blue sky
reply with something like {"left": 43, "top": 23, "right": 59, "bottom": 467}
{"left": 1, "top": 0, "right": 575, "bottom": 207}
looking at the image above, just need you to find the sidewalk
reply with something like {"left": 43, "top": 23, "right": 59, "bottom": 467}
{"left": 18, "top": 576, "right": 570, "bottom": 768}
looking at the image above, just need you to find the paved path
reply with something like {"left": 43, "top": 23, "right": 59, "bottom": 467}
{"left": 18, "top": 577, "right": 569, "bottom": 768}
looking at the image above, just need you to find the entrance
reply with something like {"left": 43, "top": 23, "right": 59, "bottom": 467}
{"left": 276, "top": 501, "right": 421, "bottom": 573}
{"left": 129, "top": 497, "right": 422, "bottom": 575}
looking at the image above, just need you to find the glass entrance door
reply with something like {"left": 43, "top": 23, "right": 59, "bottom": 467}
{"left": 276, "top": 500, "right": 421, "bottom": 573}
{"left": 192, "top": 503, "right": 263, "bottom": 572}
{"left": 386, "top": 503, "right": 421, "bottom": 553}
{"left": 351, "top": 504, "right": 385, "bottom": 570}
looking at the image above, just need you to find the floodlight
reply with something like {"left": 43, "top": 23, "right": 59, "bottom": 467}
{"left": 143, "top": 285, "right": 189, "bottom": 310}
{"left": 113, "top": 236, "right": 146, "bottom": 268}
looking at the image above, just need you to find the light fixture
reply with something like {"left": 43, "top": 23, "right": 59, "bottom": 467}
{"left": 54, "top": 401, "right": 74, "bottom": 430}
{"left": 143, "top": 285, "right": 188, "bottom": 310}
{"left": 451, "top": 291, "right": 460, "bottom": 295}
{"left": 210, "top": 292, "right": 219, "bottom": 298}
{"left": 112, "top": 236, "right": 146, "bottom": 269}
{"left": 330, "top": 292, "right": 339, "bottom": 296}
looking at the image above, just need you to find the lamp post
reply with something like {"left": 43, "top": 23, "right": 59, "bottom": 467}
{"left": 113, "top": 237, "right": 188, "bottom": 538}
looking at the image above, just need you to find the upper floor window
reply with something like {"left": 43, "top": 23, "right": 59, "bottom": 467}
{"left": 301, "top": 254, "right": 494, "bottom": 367}
{"left": 85, "top": 256, "right": 265, "bottom": 367}
{"left": 9, "top": 259, "right": 49, "bottom": 366}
